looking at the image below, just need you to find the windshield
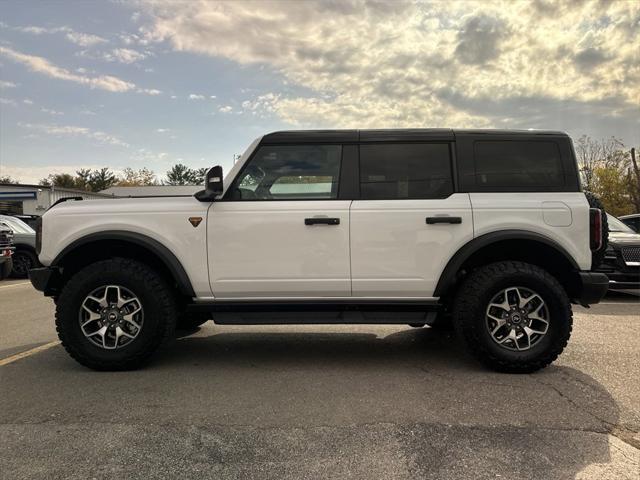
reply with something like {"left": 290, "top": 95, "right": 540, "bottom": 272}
{"left": 0, "top": 216, "right": 35, "bottom": 234}
{"left": 607, "top": 214, "right": 635, "bottom": 233}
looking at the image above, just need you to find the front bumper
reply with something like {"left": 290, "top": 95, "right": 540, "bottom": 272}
{"left": 28, "top": 266, "right": 61, "bottom": 296}
{"left": 576, "top": 272, "right": 609, "bottom": 305}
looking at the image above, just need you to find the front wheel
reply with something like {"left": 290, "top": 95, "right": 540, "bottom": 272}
{"left": 453, "top": 261, "right": 572, "bottom": 373}
{"left": 56, "top": 258, "right": 178, "bottom": 370}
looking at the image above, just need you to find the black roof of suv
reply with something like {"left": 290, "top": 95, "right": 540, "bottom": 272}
{"left": 261, "top": 129, "right": 569, "bottom": 144}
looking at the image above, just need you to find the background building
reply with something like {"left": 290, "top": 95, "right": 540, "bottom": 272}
{"left": 0, "top": 183, "right": 113, "bottom": 216}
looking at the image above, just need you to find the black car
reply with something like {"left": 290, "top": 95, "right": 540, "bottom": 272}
{"left": 619, "top": 213, "right": 640, "bottom": 233}
{"left": 595, "top": 214, "right": 640, "bottom": 290}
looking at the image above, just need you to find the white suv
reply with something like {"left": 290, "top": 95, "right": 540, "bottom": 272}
{"left": 29, "top": 129, "right": 609, "bottom": 372}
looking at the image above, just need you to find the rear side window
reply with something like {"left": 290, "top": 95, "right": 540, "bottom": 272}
{"left": 474, "top": 141, "right": 563, "bottom": 187}
{"left": 359, "top": 143, "right": 453, "bottom": 199}
{"left": 229, "top": 145, "right": 342, "bottom": 200}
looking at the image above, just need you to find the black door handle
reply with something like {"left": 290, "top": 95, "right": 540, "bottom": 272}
{"left": 305, "top": 217, "right": 340, "bottom": 226}
{"left": 426, "top": 216, "right": 462, "bottom": 224}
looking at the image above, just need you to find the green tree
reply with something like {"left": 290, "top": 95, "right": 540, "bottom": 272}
{"left": 165, "top": 164, "right": 199, "bottom": 185}
{"left": 40, "top": 173, "right": 78, "bottom": 189}
{"left": 118, "top": 167, "right": 157, "bottom": 186}
{"left": 193, "top": 167, "right": 208, "bottom": 185}
{"left": 0, "top": 175, "right": 18, "bottom": 184}
{"left": 74, "top": 169, "right": 92, "bottom": 191}
{"left": 87, "top": 168, "right": 118, "bottom": 192}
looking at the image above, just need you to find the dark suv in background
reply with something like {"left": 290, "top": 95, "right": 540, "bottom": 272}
{"left": 595, "top": 214, "right": 640, "bottom": 290}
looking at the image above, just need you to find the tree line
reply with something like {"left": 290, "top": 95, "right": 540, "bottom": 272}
{"left": 576, "top": 135, "right": 639, "bottom": 216}
{"left": 1, "top": 164, "right": 211, "bottom": 192}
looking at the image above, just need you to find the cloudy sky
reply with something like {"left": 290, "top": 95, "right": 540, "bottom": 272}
{"left": 0, "top": 0, "right": 638, "bottom": 184}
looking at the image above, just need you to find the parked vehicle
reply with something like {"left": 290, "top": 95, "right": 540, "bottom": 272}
{"left": 29, "top": 129, "right": 609, "bottom": 372}
{"left": 594, "top": 214, "right": 640, "bottom": 290}
{"left": 619, "top": 213, "right": 640, "bottom": 233}
{"left": 0, "top": 215, "right": 40, "bottom": 278}
{"left": 0, "top": 222, "right": 14, "bottom": 280}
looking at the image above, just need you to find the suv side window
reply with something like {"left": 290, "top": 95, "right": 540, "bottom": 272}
{"left": 359, "top": 143, "right": 453, "bottom": 200}
{"left": 229, "top": 145, "right": 342, "bottom": 200}
{"left": 474, "top": 141, "right": 563, "bottom": 187}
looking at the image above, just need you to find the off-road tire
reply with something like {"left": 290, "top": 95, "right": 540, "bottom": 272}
{"left": 585, "top": 191, "right": 608, "bottom": 268}
{"left": 177, "top": 312, "right": 210, "bottom": 330}
{"left": 56, "top": 258, "right": 177, "bottom": 371}
{"left": 453, "top": 261, "right": 572, "bottom": 373}
{"left": 9, "top": 249, "right": 38, "bottom": 279}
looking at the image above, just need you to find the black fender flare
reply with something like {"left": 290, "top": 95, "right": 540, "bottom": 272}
{"left": 52, "top": 231, "right": 196, "bottom": 297}
{"left": 433, "top": 230, "right": 581, "bottom": 297}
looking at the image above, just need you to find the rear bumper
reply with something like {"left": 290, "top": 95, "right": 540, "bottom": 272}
{"left": 576, "top": 272, "right": 609, "bottom": 305}
{"left": 28, "top": 266, "right": 61, "bottom": 296}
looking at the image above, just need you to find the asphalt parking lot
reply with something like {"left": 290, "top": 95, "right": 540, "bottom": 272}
{"left": 1, "top": 279, "right": 639, "bottom": 479}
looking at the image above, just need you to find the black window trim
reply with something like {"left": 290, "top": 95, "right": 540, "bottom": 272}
{"left": 454, "top": 133, "right": 581, "bottom": 193}
{"left": 356, "top": 141, "right": 457, "bottom": 201}
{"left": 221, "top": 142, "right": 349, "bottom": 202}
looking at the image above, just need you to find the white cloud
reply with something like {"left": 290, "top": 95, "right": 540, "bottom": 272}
{"left": 137, "top": 0, "right": 640, "bottom": 137}
{"left": 218, "top": 105, "right": 233, "bottom": 113}
{"left": 188, "top": 93, "right": 205, "bottom": 100}
{"left": 0, "top": 46, "right": 135, "bottom": 92}
{"left": 22, "top": 98, "right": 34, "bottom": 105}
{"left": 0, "top": 80, "right": 18, "bottom": 88}
{"left": 138, "top": 88, "right": 162, "bottom": 95}
{"left": 18, "top": 122, "right": 129, "bottom": 147}
{"left": 103, "top": 48, "right": 148, "bottom": 64}
{"left": 41, "top": 107, "right": 64, "bottom": 115}
{"left": 0, "top": 97, "right": 17, "bottom": 106}
{"left": 13, "top": 25, "right": 107, "bottom": 47}
{"left": 156, "top": 128, "right": 170, "bottom": 133}
{"left": 64, "top": 30, "right": 107, "bottom": 47}
{"left": 0, "top": 46, "right": 161, "bottom": 95}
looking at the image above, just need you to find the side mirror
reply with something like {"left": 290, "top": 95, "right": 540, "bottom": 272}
{"left": 195, "top": 165, "right": 224, "bottom": 202}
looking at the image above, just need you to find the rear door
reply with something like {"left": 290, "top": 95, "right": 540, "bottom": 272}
{"left": 208, "top": 143, "right": 352, "bottom": 298}
{"left": 350, "top": 142, "right": 473, "bottom": 297}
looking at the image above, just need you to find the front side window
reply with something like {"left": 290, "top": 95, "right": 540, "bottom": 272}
{"left": 229, "top": 145, "right": 342, "bottom": 200}
{"left": 474, "top": 141, "right": 564, "bottom": 187}
{"left": 359, "top": 143, "right": 453, "bottom": 199}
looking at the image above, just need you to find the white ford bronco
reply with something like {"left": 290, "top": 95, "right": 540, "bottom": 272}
{"left": 30, "top": 129, "right": 609, "bottom": 372}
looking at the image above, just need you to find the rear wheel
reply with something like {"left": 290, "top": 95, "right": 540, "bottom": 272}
{"left": 56, "top": 258, "right": 177, "bottom": 370}
{"left": 453, "top": 261, "right": 572, "bottom": 373}
{"left": 10, "top": 249, "right": 38, "bottom": 278}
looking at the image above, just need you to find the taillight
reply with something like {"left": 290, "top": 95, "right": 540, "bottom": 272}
{"left": 35, "top": 216, "right": 42, "bottom": 255}
{"left": 589, "top": 208, "right": 603, "bottom": 251}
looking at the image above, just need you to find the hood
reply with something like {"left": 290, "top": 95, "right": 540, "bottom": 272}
{"left": 44, "top": 195, "right": 207, "bottom": 217}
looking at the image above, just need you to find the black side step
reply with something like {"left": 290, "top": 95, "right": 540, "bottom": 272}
{"left": 187, "top": 300, "right": 441, "bottom": 314}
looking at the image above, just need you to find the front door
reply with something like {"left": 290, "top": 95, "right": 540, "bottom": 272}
{"left": 208, "top": 143, "right": 351, "bottom": 298}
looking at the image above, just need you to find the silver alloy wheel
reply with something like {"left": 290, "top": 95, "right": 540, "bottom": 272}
{"left": 485, "top": 286, "right": 549, "bottom": 351}
{"left": 79, "top": 285, "right": 144, "bottom": 350}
